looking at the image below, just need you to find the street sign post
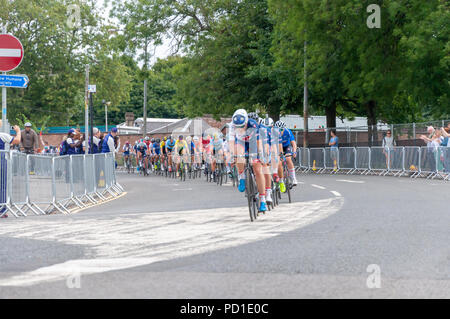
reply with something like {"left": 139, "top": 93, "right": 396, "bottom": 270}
{"left": 1, "top": 31, "right": 25, "bottom": 133}
{"left": 0, "top": 74, "right": 29, "bottom": 88}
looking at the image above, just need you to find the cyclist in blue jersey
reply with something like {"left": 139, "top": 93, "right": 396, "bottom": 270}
{"left": 228, "top": 109, "right": 267, "bottom": 213}
{"left": 258, "top": 116, "right": 275, "bottom": 205}
{"left": 151, "top": 138, "right": 160, "bottom": 171}
{"left": 136, "top": 139, "right": 148, "bottom": 173}
{"left": 271, "top": 124, "right": 285, "bottom": 192}
{"left": 275, "top": 120, "right": 298, "bottom": 186}
{"left": 123, "top": 141, "right": 132, "bottom": 170}
{"left": 165, "top": 135, "right": 176, "bottom": 172}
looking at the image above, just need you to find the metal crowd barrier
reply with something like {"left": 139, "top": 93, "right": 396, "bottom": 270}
{"left": 0, "top": 151, "right": 123, "bottom": 218}
{"left": 295, "top": 146, "right": 450, "bottom": 181}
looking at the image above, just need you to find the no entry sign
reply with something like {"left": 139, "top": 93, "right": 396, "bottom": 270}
{"left": 0, "top": 34, "right": 24, "bottom": 72}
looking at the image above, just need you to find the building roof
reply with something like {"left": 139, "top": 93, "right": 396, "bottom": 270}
{"left": 148, "top": 117, "right": 212, "bottom": 136}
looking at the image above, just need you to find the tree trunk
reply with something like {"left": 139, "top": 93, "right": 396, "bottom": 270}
{"left": 325, "top": 102, "right": 337, "bottom": 129}
{"left": 366, "top": 100, "right": 378, "bottom": 146}
{"left": 268, "top": 105, "right": 280, "bottom": 122}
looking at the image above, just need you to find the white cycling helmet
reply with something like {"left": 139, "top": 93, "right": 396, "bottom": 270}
{"left": 263, "top": 117, "right": 274, "bottom": 127}
{"left": 193, "top": 136, "right": 199, "bottom": 142}
{"left": 274, "top": 120, "right": 286, "bottom": 129}
{"left": 248, "top": 112, "right": 259, "bottom": 122}
{"left": 232, "top": 109, "right": 248, "bottom": 128}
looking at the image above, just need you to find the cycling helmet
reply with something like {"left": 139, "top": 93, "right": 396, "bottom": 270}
{"left": 156, "top": 139, "right": 160, "bottom": 143}
{"left": 193, "top": 136, "right": 199, "bottom": 142}
{"left": 275, "top": 120, "right": 286, "bottom": 129}
{"left": 248, "top": 112, "right": 259, "bottom": 122}
{"left": 151, "top": 138, "right": 155, "bottom": 143}
{"left": 164, "top": 136, "right": 167, "bottom": 141}
{"left": 232, "top": 109, "right": 248, "bottom": 128}
{"left": 263, "top": 117, "right": 274, "bottom": 127}
{"left": 145, "top": 136, "right": 149, "bottom": 141}
{"left": 178, "top": 135, "right": 184, "bottom": 140}
{"left": 125, "top": 141, "right": 129, "bottom": 145}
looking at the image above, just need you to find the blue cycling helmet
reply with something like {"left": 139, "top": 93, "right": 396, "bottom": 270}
{"left": 232, "top": 109, "right": 248, "bottom": 128}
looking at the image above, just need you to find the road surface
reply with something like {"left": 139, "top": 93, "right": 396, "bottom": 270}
{"left": 0, "top": 172, "right": 449, "bottom": 298}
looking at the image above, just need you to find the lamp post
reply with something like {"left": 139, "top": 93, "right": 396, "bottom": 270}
{"left": 102, "top": 100, "right": 111, "bottom": 132}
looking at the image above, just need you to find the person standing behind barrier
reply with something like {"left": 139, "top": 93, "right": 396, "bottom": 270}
{"left": 440, "top": 127, "right": 450, "bottom": 173}
{"left": 20, "top": 123, "right": 39, "bottom": 154}
{"left": 420, "top": 128, "right": 443, "bottom": 173}
{"left": 382, "top": 130, "right": 396, "bottom": 168}
{"left": 21, "top": 123, "right": 39, "bottom": 174}
{"left": 0, "top": 125, "right": 22, "bottom": 218}
{"left": 101, "top": 128, "right": 118, "bottom": 154}
{"left": 329, "top": 130, "right": 339, "bottom": 170}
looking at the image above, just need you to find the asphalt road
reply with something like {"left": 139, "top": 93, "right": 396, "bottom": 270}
{"left": 0, "top": 171, "right": 449, "bottom": 298}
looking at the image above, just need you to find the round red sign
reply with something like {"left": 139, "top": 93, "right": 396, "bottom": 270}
{"left": 0, "top": 34, "right": 24, "bottom": 72}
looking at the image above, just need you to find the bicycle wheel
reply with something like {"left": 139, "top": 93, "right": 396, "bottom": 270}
{"left": 282, "top": 162, "right": 291, "bottom": 203}
{"left": 246, "top": 167, "right": 258, "bottom": 222}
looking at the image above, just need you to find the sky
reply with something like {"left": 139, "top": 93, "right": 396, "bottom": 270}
{"left": 97, "top": 0, "right": 172, "bottom": 66}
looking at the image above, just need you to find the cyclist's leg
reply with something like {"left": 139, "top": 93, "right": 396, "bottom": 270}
{"left": 252, "top": 159, "right": 267, "bottom": 211}
{"left": 285, "top": 153, "right": 297, "bottom": 184}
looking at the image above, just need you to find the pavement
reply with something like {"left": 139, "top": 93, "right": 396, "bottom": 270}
{"left": 0, "top": 171, "right": 449, "bottom": 298}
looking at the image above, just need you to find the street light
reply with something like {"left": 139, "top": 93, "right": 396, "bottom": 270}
{"left": 102, "top": 100, "right": 111, "bottom": 132}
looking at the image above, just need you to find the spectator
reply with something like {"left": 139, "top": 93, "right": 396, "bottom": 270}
{"left": 328, "top": 130, "right": 338, "bottom": 170}
{"left": 329, "top": 130, "right": 338, "bottom": 148}
{"left": 20, "top": 122, "right": 39, "bottom": 154}
{"left": 101, "top": 127, "right": 118, "bottom": 153}
{"left": 61, "top": 129, "right": 79, "bottom": 155}
{"left": 441, "top": 127, "right": 450, "bottom": 173}
{"left": 382, "top": 130, "right": 396, "bottom": 168}
{"left": 0, "top": 125, "right": 21, "bottom": 218}
{"left": 420, "top": 128, "right": 443, "bottom": 173}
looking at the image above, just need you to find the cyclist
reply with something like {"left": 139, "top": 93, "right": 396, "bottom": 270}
{"left": 136, "top": 139, "right": 148, "bottom": 173}
{"left": 174, "top": 135, "right": 189, "bottom": 177}
{"left": 160, "top": 136, "right": 167, "bottom": 170}
{"left": 275, "top": 120, "right": 298, "bottom": 186}
{"left": 192, "top": 136, "right": 202, "bottom": 170}
{"left": 123, "top": 141, "right": 132, "bottom": 170}
{"left": 153, "top": 138, "right": 161, "bottom": 171}
{"left": 258, "top": 116, "right": 275, "bottom": 205}
{"left": 210, "top": 132, "right": 225, "bottom": 179}
{"left": 271, "top": 121, "right": 285, "bottom": 193}
{"left": 165, "top": 135, "right": 176, "bottom": 172}
{"left": 201, "top": 132, "right": 212, "bottom": 171}
{"left": 228, "top": 109, "right": 267, "bottom": 213}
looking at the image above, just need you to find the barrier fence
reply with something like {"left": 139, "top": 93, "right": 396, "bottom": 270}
{"left": 296, "top": 146, "right": 450, "bottom": 180}
{"left": 0, "top": 151, "right": 123, "bottom": 218}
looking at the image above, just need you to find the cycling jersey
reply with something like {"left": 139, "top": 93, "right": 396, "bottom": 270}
{"left": 153, "top": 142, "right": 161, "bottom": 155}
{"left": 166, "top": 139, "right": 176, "bottom": 150}
{"left": 280, "top": 128, "right": 295, "bottom": 147}
{"left": 228, "top": 118, "right": 260, "bottom": 144}
{"left": 137, "top": 142, "right": 147, "bottom": 155}
{"left": 175, "top": 139, "right": 188, "bottom": 150}
{"left": 123, "top": 144, "right": 131, "bottom": 155}
{"left": 211, "top": 136, "right": 223, "bottom": 151}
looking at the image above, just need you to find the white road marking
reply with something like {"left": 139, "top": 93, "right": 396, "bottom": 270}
{"left": 336, "top": 180, "right": 365, "bottom": 184}
{"left": 173, "top": 188, "right": 193, "bottom": 191}
{"left": 0, "top": 196, "right": 344, "bottom": 287}
{"left": 311, "top": 184, "right": 326, "bottom": 190}
{"left": 330, "top": 191, "right": 342, "bottom": 197}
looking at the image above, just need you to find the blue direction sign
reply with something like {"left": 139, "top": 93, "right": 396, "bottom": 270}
{"left": 0, "top": 74, "right": 29, "bottom": 88}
